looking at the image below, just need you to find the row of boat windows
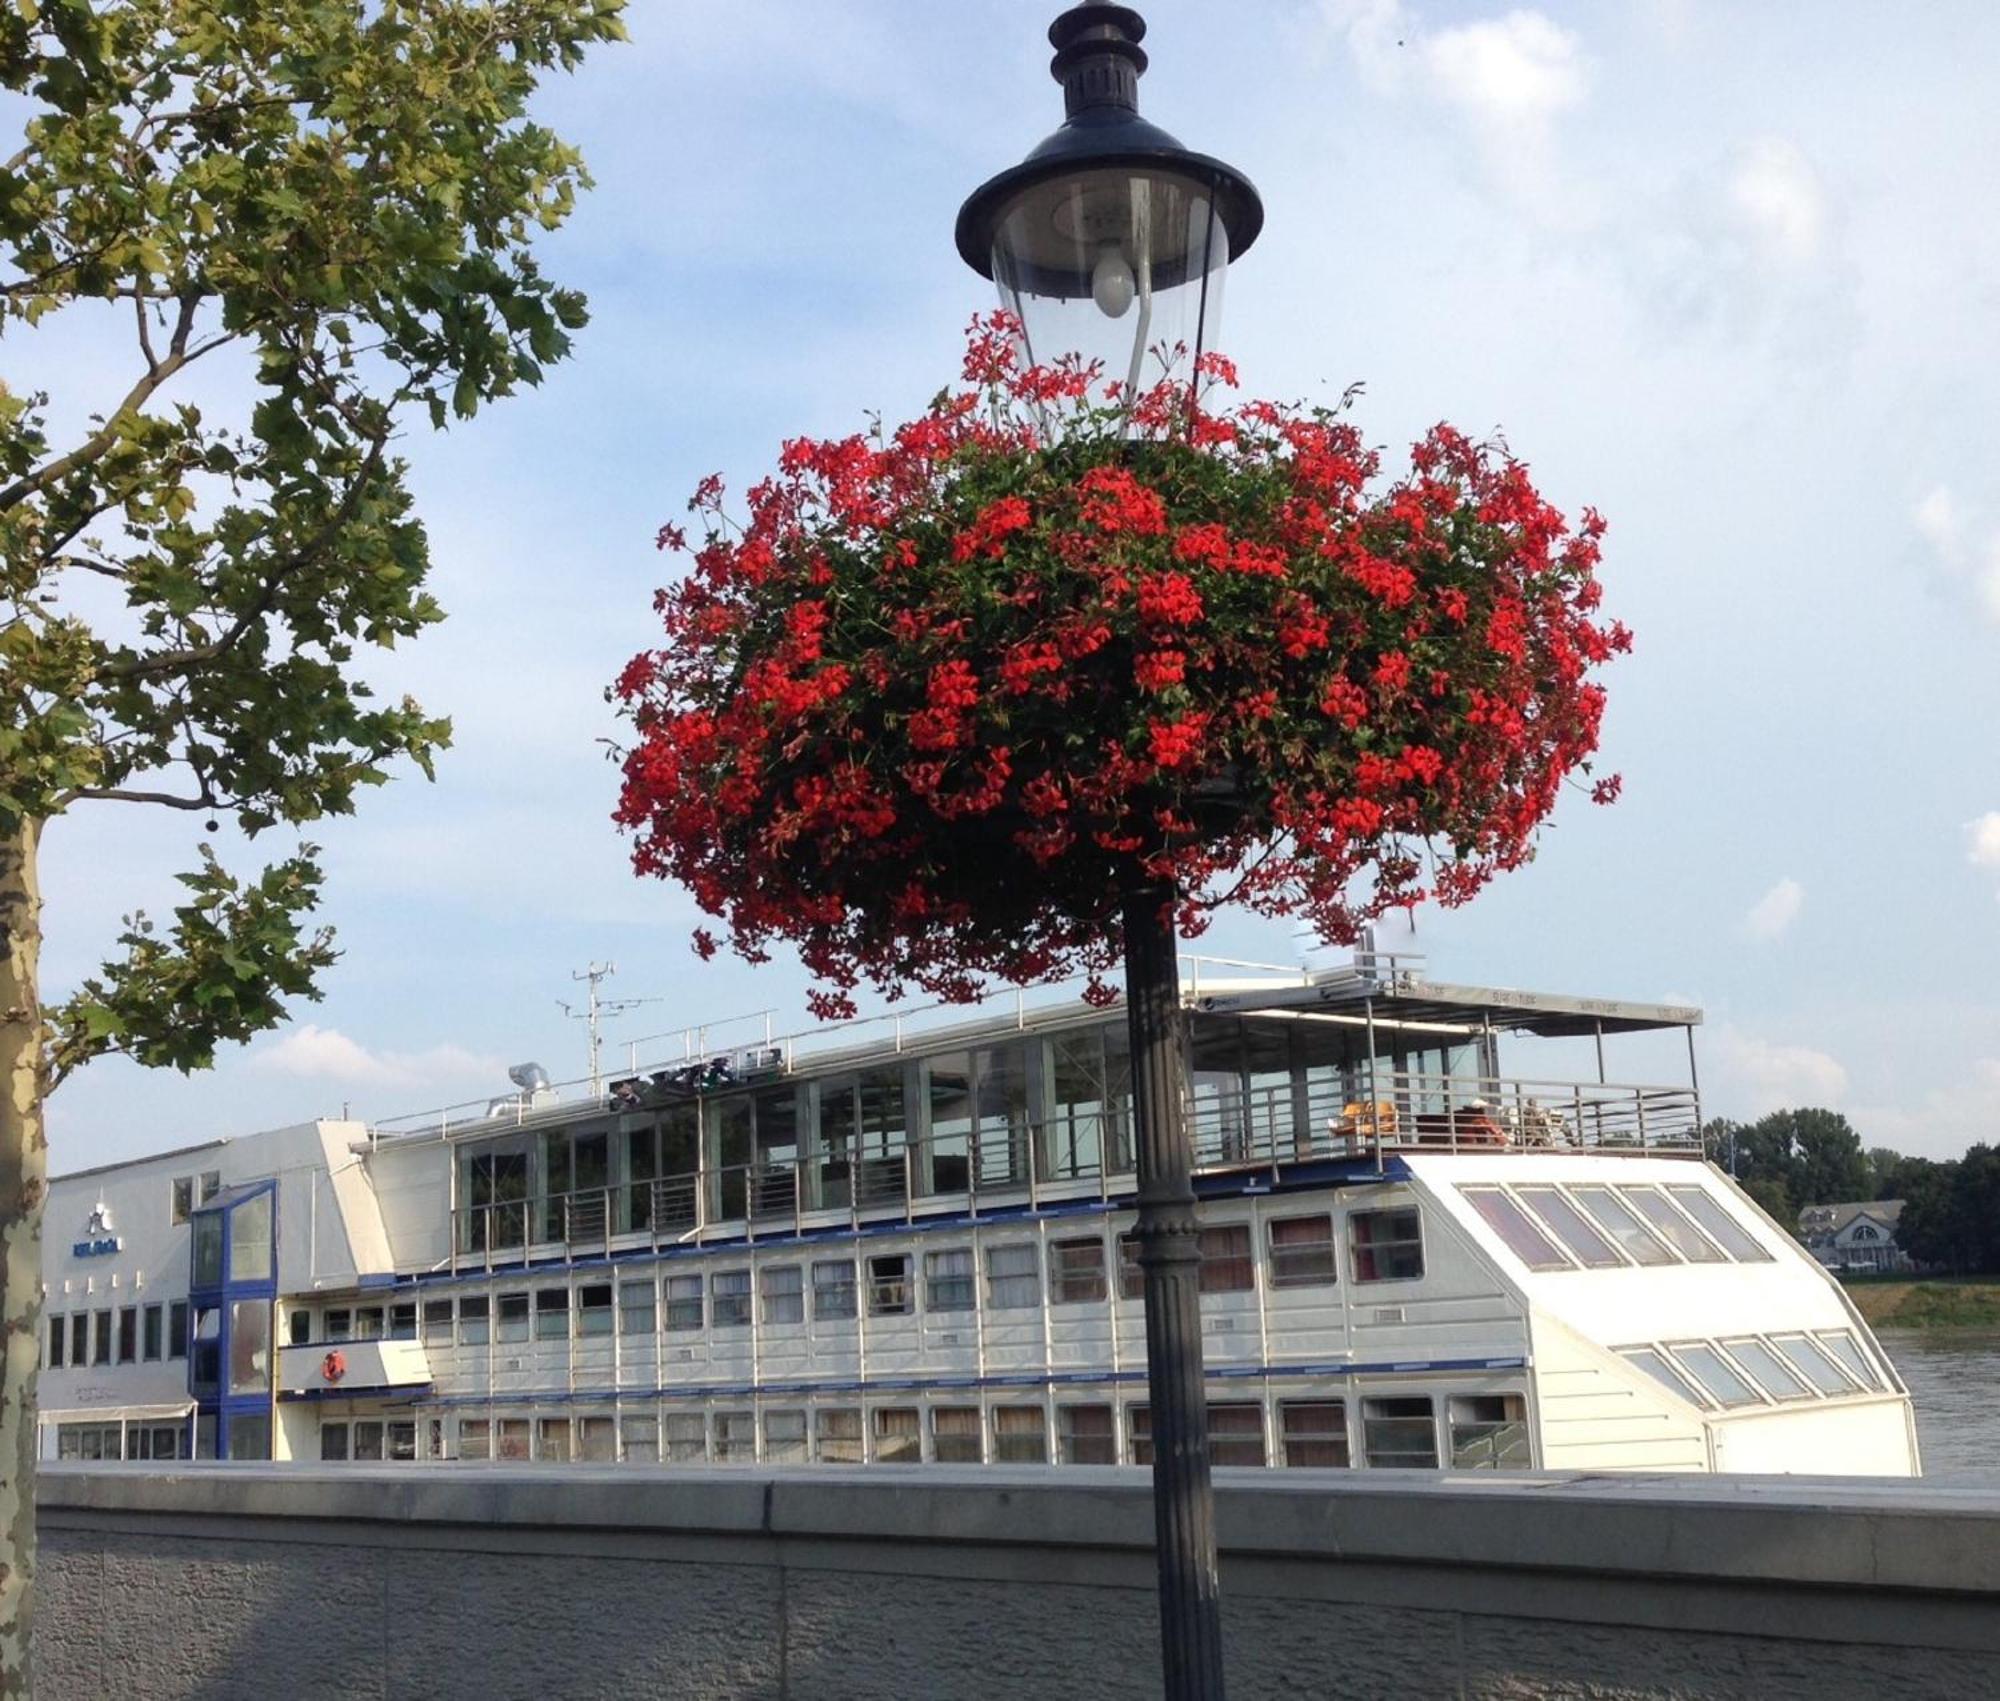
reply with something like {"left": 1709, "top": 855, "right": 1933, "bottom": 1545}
{"left": 43, "top": 1301, "right": 189, "bottom": 1370}
{"left": 326, "top": 1391, "right": 1528, "bottom": 1471}
{"left": 1459, "top": 1181, "right": 1772, "bottom": 1272}
{"left": 52, "top": 1422, "right": 187, "bottom": 1462}
{"left": 294, "top": 1209, "right": 1425, "bottom": 1349}
{"left": 1618, "top": 1330, "right": 1887, "bottom": 1410}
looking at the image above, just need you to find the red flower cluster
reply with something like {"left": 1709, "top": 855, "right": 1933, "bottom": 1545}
{"left": 614, "top": 318, "right": 1629, "bottom": 1016}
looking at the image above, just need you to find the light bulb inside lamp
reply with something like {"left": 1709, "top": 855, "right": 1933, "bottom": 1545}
{"left": 1091, "top": 245, "right": 1135, "bottom": 318}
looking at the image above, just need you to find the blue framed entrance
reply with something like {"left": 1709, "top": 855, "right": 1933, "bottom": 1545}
{"left": 187, "top": 1180, "right": 278, "bottom": 1460}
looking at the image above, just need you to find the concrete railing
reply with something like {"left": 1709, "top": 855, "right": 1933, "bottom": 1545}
{"left": 36, "top": 1465, "right": 2000, "bottom": 1699}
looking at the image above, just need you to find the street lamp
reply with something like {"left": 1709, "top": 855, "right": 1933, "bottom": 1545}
{"left": 958, "top": 9, "right": 1265, "bottom": 1699}
{"left": 957, "top": 3, "right": 1263, "bottom": 403}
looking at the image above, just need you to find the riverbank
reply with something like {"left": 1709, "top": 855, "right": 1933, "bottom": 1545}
{"left": 1844, "top": 1277, "right": 2000, "bottom": 1329}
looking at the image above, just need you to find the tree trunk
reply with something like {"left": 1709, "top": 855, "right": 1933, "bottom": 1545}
{"left": 1123, "top": 880, "right": 1225, "bottom": 1699}
{"left": 0, "top": 814, "right": 44, "bottom": 1700}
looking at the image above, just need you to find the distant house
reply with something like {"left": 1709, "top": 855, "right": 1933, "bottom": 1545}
{"left": 1798, "top": 1201, "right": 1914, "bottom": 1274}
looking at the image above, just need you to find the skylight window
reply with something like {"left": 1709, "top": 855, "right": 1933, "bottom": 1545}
{"left": 1767, "top": 1333, "right": 1859, "bottom": 1396}
{"left": 1668, "top": 1342, "right": 1764, "bottom": 1408}
{"left": 1514, "top": 1186, "right": 1625, "bottom": 1268}
{"left": 1618, "top": 1186, "right": 1728, "bottom": 1263}
{"left": 1665, "top": 1187, "right": 1773, "bottom": 1263}
{"left": 1720, "top": 1336, "right": 1813, "bottom": 1402}
{"left": 1618, "top": 1346, "right": 1711, "bottom": 1409}
{"left": 1459, "top": 1187, "right": 1570, "bottom": 1271}
{"left": 1568, "top": 1185, "right": 1677, "bottom": 1266}
{"left": 1816, "top": 1330, "right": 1885, "bottom": 1392}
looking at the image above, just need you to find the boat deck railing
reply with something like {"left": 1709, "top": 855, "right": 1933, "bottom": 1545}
{"left": 446, "top": 1069, "right": 1702, "bottom": 1271}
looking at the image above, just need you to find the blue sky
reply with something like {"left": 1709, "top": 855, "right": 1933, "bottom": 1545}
{"left": 32, "top": 0, "right": 2000, "bottom": 1167}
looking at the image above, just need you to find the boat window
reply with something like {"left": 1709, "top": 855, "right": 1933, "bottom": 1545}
{"left": 1668, "top": 1342, "right": 1764, "bottom": 1408}
{"left": 496, "top": 1293, "right": 529, "bottom": 1343}
{"left": 760, "top": 1265, "right": 804, "bottom": 1326}
{"left": 1767, "top": 1333, "right": 1858, "bottom": 1395}
{"left": 930, "top": 1406, "right": 982, "bottom": 1463}
{"left": 1362, "top": 1396, "right": 1439, "bottom": 1468}
{"left": 1058, "top": 1404, "right": 1117, "bottom": 1464}
{"left": 713, "top": 1410, "right": 756, "bottom": 1462}
{"left": 1350, "top": 1208, "right": 1425, "bottom": 1282}
{"left": 1117, "top": 1230, "right": 1144, "bottom": 1299}
{"left": 576, "top": 1284, "right": 614, "bottom": 1338}
{"left": 1815, "top": 1330, "right": 1885, "bottom": 1392}
{"left": 354, "top": 1306, "right": 385, "bottom": 1340}
{"left": 1198, "top": 1224, "right": 1255, "bottom": 1294}
{"left": 663, "top": 1412, "right": 707, "bottom": 1462}
{"left": 618, "top": 1279, "right": 656, "bottom": 1336}
{"left": 1513, "top": 1186, "right": 1625, "bottom": 1268}
{"left": 1568, "top": 1185, "right": 1677, "bottom": 1266}
{"left": 495, "top": 1418, "right": 531, "bottom": 1461}
{"left": 422, "top": 1298, "right": 455, "bottom": 1344}
{"left": 459, "top": 1295, "right": 490, "bottom": 1345}
{"left": 815, "top": 1407, "right": 863, "bottom": 1464}
{"left": 1049, "top": 1236, "right": 1108, "bottom": 1304}
{"left": 993, "top": 1407, "right": 1049, "bottom": 1464}
{"left": 1449, "top": 1394, "right": 1532, "bottom": 1468}
{"left": 812, "top": 1258, "right": 857, "bottom": 1321}
{"left": 664, "top": 1275, "right": 703, "bottom": 1332}
{"left": 1617, "top": 1346, "right": 1711, "bottom": 1409}
{"left": 763, "top": 1409, "right": 807, "bottom": 1464}
{"left": 536, "top": 1417, "right": 571, "bottom": 1462}
{"left": 576, "top": 1417, "right": 614, "bottom": 1463}
{"left": 1459, "top": 1187, "right": 1570, "bottom": 1271}
{"left": 533, "top": 1288, "right": 569, "bottom": 1341}
{"left": 320, "top": 1422, "right": 349, "bottom": 1463}
{"left": 1619, "top": 1186, "right": 1727, "bottom": 1263}
{"left": 621, "top": 1416, "right": 660, "bottom": 1463}
{"left": 459, "top": 1418, "right": 491, "bottom": 1461}
{"left": 985, "top": 1242, "right": 1041, "bottom": 1310}
{"left": 1721, "top": 1337, "right": 1813, "bottom": 1402}
{"left": 711, "top": 1268, "right": 752, "bottom": 1329}
{"left": 1279, "top": 1400, "right": 1349, "bottom": 1468}
{"left": 1267, "top": 1214, "right": 1338, "bottom": 1288}
{"left": 1208, "top": 1403, "right": 1266, "bottom": 1467}
{"left": 924, "top": 1248, "right": 976, "bottom": 1313}
{"left": 1127, "top": 1404, "right": 1153, "bottom": 1465}
{"left": 1665, "top": 1187, "right": 1773, "bottom": 1262}
{"left": 872, "top": 1406, "right": 921, "bottom": 1463}
{"left": 867, "top": 1254, "right": 912, "bottom": 1316}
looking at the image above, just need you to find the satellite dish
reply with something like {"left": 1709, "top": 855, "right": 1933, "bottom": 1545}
{"left": 508, "top": 1062, "right": 551, "bottom": 1094}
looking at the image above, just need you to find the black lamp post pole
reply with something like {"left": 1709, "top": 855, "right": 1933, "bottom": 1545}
{"left": 1124, "top": 880, "right": 1226, "bottom": 1699}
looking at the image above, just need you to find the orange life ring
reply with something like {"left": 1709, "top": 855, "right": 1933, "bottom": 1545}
{"left": 322, "top": 1349, "right": 347, "bottom": 1383}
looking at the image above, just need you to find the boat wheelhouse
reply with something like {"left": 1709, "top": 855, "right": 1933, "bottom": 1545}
{"left": 36, "top": 955, "right": 1919, "bottom": 1476}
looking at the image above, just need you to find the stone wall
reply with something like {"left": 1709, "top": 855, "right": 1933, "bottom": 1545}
{"left": 36, "top": 1466, "right": 2000, "bottom": 1699}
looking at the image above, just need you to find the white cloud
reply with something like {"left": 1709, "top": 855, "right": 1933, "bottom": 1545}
{"left": 1912, "top": 485, "right": 2000, "bottom": 625}
{"left": 251, "top": 1024, "right": 501, "bottom": 1092}
{"left": 1727, "top": 138, "right": 1826, "bottom": 266}
{"left": 1317, "top": 0, "right": 1414, "bottom": 91}
{"left": 1914, "top": 485, "right": 1963, "bottom": 566}
{"left": 1422, "top": 11, "right": 1588, "bottom": 134}
{"left": 1848, "top": 1059, "right": 2000, "bottom": 1162}
{"left": 1745, "top": 876, "right": 1805, "bottom": 941}
{"left": 1709, "top": 1026, "right": 1849, "bottom": 1115}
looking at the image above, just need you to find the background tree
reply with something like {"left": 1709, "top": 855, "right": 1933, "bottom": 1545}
{"left": 0, "top": 1, "right": 626, "bottom": 1688}
{"left": 1898, "top": 1147, "right": 2000, "bottom": 1275}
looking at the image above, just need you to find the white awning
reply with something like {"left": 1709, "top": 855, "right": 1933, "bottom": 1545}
{"left": 38, "top": 1402, "right": 194, "bottom": 1426}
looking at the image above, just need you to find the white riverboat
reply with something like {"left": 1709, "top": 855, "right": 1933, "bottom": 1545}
{"left": 35, "top": 953, "right": 1919, "bottom": 1476}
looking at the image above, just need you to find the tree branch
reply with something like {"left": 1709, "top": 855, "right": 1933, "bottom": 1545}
{"left": 62, "top": 787, "right": 216, "bottom": 810}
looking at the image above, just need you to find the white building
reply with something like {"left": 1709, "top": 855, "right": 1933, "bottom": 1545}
{"left": 38, "top": 958, "right": 1919, "bottom": 1476}
{"left": 1800, "top": 1201, "right": 1914, "bottom": 1275}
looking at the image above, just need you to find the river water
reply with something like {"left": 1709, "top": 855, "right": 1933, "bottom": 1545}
{"left": 1876, "top": 1329, "right": 2000, "bottom": 1478}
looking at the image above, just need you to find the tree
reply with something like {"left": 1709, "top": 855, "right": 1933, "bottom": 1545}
{"left": 0, "top": 2, "right": 625, "bottom": 1688}
{"left": 1899, "top": 1146, "right": 2000, "bottom": 1275}
{"left": 1719, "top": 1108, "right": 1868, "bottom": 1228}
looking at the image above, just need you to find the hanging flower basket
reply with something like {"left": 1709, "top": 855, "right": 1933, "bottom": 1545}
{"left": 614, "top": 320, "right": 1629, "bottom": 1017}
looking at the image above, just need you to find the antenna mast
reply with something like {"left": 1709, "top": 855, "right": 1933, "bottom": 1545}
{"left": 558, "top": 962, "right": 645, "bottom": 1097}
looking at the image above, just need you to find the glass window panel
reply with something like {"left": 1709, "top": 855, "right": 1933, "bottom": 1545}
{"left": 422, "top": 1299, "right": 454, "bottom": 1344}
{"left": 191, "top": 1214, "right": 224, "bottom": 1288}
{"left": 1350, "top": 1209, "right": 1425, "bottom": 1282}
{"left": 46, "top": 1314, "right": 63, "bottom": 1369}
{"left": 1568, "top": 1185, "right": 1677, "bottom": 1266}
{"left": 533, "top": 1289, "right": 569, "bottom": 1341}
{"left": 1817, "top": 1331, "right": 1885, "bottom": 1392}
{"left": 867, "top": 1254, "right": 911, "bottom": 1316}
{"left": 117, "top": 1306, "right": 136, "bottom": 1363}
{"left": 1618, "top": 1346, "right": 1711, "bottom": 1409}
{"left": 619, "top": 1280, "right": 657, "bottom": 1336}
{"left": 537, "top": 1417, "right": 572, "bottom": 1463}
{"left": 812, "top": 1259, "right": 857, "bottom": 1321}
{"left": 621, "top": 1416, "right": 660, "bottom": 1462}
{"left": 497, "top": 1293, "right": 529, "bottom": 1343}
{"left": 320, "top": 1422, "right": 350, "bottom": 1463}
{"left": 459, "top": 1295, "right": 490, "bottom": 1345}
{"left": 1460, "top": 1187, "right": 1571, "bottom": 1271}
{"left": 1514, "top": 1187, "right": 1625, "bottom": 1268}
{"left": 228, "top": 1192, "right": 273, "bottom": 1283}
{"left": 354, "top": 1307, "right": 384, "bottom": 1340}
{"left": 387, "top": 1421, "right": 417, "bottom": 1462}
{"left": 1047, "top": 1027, "right": 1109, "bottom": 1181}
{"left": 925, "top": 1053, "right": 972, "bottom": 1194}
{"left": 664, "top": 1413, "right": 707, "bottom": 1462}
{"left": 1050, "top": 1236, "right": 1107, "bottom": 1304}
{"left": 1117, "top": 1231, "right": 1144, "bottom": 1300}
{"left": 816, "top": 1407, "right": 863, "bottom": 1464}
{"left": 1128, "top": 1404, "right": 1154, "bottom": 1467}
{"left": 761, "top": 1265, "right": 805, "bottom": 1325}
{"left": 665, "top": 1274, "right": 704, "bottom": 1332}
{"left": 227, "top": 1300, "right": 270, "bottom": 1396}
{"left": 70, "top": 1313, "right": 88, "bottom": 1365}
{"left": 1448, "top": 1394, "right": 1532, "bottom": 1468}
{"left": 1199, "top": 1225, "right": 1254, "bottom": 1294}
{"left": 930, "top": 1406, "right": 983, "bottom": 1464}
{"left": 578, "top": 1416, "right": 616, "bottom": 1463}
{"left": 576, "top": 1284, "right": 614, "bottom": 1338}
{"left": 1666, "top": 1187, "right": 1773, "bottom": 1262}
{"left": 199, "top": 1170, "right": 222, "bottom": 1204}
{"left": 712, "top": 1268, "right": 752, "bottom": 1329}
{"left": 1722, "top": 1337, "right": 1813, "bottom": 1402}
{"left": 985, "top": 1243, "right": 1040, "bottom": 1310}
{"left": 353, "top": 1420, "right": 385, "bottom": 1462}
{"left": 1770, "top": 1333, "right": 1860, "bottom": 1395}
{"left": 1267, "top": 1215, "right": 1337, "bottom": 1287}
{"left": 992, "top": 1407, "right": 1048, "bottom": 1464}
{"left": 1058, "top": 1404, "right": 1117, "bottom": 1465}
{"left": 1362, "top": 1396, "right": 1438, "bottom": 1467}
{"left": 764, "top": 1409, "right": 808, "bottom": 1465}
{"left": 227, "top": 1416, "right": 271, "bottom": 1462}
{"left": 1206, "top": 1403, "right": 1266, "bottom": 1467}
{"left": 1620, "top": 1186, "right": 1727, "bottom": 1263}
{"left": 389, "top": 1302, "right": 417, "bottom": 1341}
{"left": 1669, "top": 1342, "right": 1764, "bottom": 1408}
{"left": 924, "top": 1248, "right": 975, "bottom": 1312}
{"left": 496, "top": 1419, "right": 531, "bottom": 1461}
{"left": 872, "top": 1406, "right": 921, "bottom": 1464}
{"left": 1280, "top": 1400, "right": 1349, "bottom": 1467}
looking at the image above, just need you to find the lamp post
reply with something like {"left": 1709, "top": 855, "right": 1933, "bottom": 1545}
{"left": 957, "top": 9, "right": 1263, "bottom": 1697}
